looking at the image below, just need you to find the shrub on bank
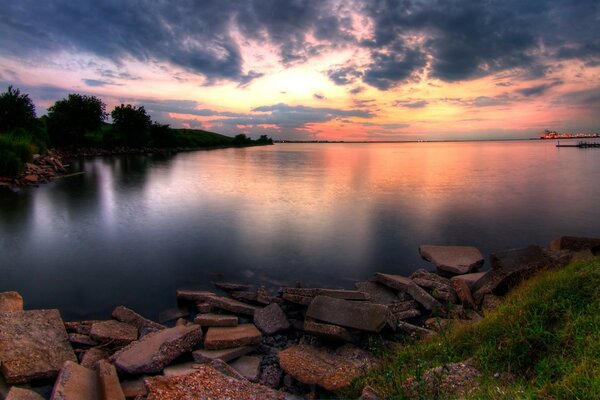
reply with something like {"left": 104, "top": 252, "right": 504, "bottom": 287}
{"left": 0, "top": 131, "right": 40, "bottom": 177}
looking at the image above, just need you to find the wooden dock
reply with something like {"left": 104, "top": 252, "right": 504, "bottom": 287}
{"left": 556, "top": 141, "right": 600, "bottom": 148}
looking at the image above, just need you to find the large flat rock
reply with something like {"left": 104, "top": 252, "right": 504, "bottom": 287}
{"left": 253, "top": 304, "right": 290, "bottom": 335}
{"left": 111, "top": 306, "right": 165, "bottom": 335}
{"left": 303, "top": 319, "right": 358, "bottom": 343}
{"left": 419, "top": 245, "right": 484, "bottom": 275}
{"left": 112, "top": 324, "right": 203, "bottom": 375}
{"left": 50, "top": 361, "right": 98, "bottom": 400}
{"left": 230, "top": 356, "right": 262, "bottom": 382}
{"left": 194, "top": 313, "right": 238, "bottom": 327}
{"left": 451, "top": 272, "right": 486, "bottom": 290}
{"left": 89, "top": 320, "right": 138, "bottom": 346}
{"left": 278, "top": 344, "right": 377, "bottom": 391}
{"left": 204, "top": 324, "right": 262, "bottom": 350}
{"left": 374, "top": 273, "right": 442, "bottom": 311}
{"left": 144, "top": 364, "right": 285, "bottom": 400}
{"left": 0, "top": 292, "right": 23, "bottom": 313}
{"left": 354, "top": 281, "right": 400, "bottom": 305}
{"left": 97, "top": 360, "right": 125, "bottom": 400}
{"left": 306, "top": 296, "right": 388, "bottom": 332}
{"left": 207, "top": 296, "right": 261, "bottom": 316}
{"left": 193, "top": 346, "right": 255, "bottom": 363}
{"left": 5, "top": 387, "right": 45, "bottom": 400}
{"left": 0, "top": 310, "right": 77, "bottom": 384}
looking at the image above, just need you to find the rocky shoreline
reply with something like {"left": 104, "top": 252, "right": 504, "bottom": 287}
{"left": 0, "top": 236, "right": 598, "bottom": 399}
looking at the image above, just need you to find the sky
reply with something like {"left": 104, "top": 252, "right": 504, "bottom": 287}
{"left": 1, "top": 0, "right": 599, "bottom": 141}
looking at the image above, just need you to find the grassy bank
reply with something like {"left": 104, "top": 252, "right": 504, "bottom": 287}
{"left": 346, "top": 258, "right": 600, "bottom": 399}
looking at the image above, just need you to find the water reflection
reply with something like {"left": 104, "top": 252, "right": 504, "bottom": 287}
{"left": 1, "top": 141, "right": 599, "bottom": 319}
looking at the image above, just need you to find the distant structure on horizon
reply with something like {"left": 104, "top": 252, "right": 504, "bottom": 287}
{"left": 539, "top": 129, "right": 599, "bottom": 140}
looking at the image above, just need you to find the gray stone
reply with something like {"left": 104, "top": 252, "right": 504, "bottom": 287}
{"left": 158, "top": 308, "right": 189, "bottom": 324}
{"left": 303, "top": 319, "right": 358, "bottom": 342}
{"left": 194, "top": 313, "right": 238, "bottom": 327}
{"left": 193, "top": 346, "right": 255, "bottom": 363}
{"left": 0, "top": 291, "right": 23, "bottom": 313}
{"left": 90, "top": 320, "right": 138, "bottom": 346}
{"left": 112, "top": 324, "right": 203, "bottom": 375}
{"left": 207, "top": 296, "right": 261, "bottom": 316}
{"left": 111, "top": 306, "right": 165, "bottom": 334}
{"left": 472, "top": 246, "right": 552, "bottom": 302}
{"left": 306, "top": 296, "right": 388, "bottom": 332}
{"left": 97, "top": 360, "right": 125, "bottom": 400}
{"left": 374, "top": 273, "right": 443, "bottom": 311}
{"left": 254, "top": 304, "right": 290, "bottom": 335}
{"left": 0, "top": 310, "right": 77, "bottom": 384}
{"left": 80, "top": 347, "right": 109, "bottom": 370}
{"left": 50, "top": 361, "right": 98, "bottom": 400}
{"left": 419, "top": 245, "right": 484, "bottom": 275}
{"left": 451, "top": 272, "right": 486, "bottom": 290}
{"left": 5, "top": 387, "right": 45, "bottom": 400}
{"left": 278, "top": 344, "right": 378, "bottom": 392}
{"left": 230, "top": 356, "right": 262, "bottom": 382}
{"left": 355, "top": 281, "right": 399, "bottom": 304}
{"left": 176, "top": 290, "right": 217, "bottom": 302}
{"left": 204, "top": 324, "right": 262, "bottom": 350}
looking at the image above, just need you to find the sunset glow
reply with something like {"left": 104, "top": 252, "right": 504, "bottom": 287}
{"left": 1, "top": 0, "right": 599, "bottom": 140}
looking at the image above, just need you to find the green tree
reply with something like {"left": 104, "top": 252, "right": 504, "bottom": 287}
{"left": 232, "top": 133, "right": 251, "bottom": 145}
{"left": 111, "top": 104, "right": 152, "bottom": 146}
{"left": 0, "top": 86, "right": 37, "bottom": 133}
{"left": 47, "top": 94, "right": 107, "bottom": 146}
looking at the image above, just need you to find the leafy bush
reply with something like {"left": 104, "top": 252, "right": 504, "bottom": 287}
{"left": 47, "top": 94, "right": 107, "bottom": 146}
{"left": 0, "top": 132, "right": 37, "bottom": 177}
{"left": 0, "top": 86, "right": 37, "bottom": 133}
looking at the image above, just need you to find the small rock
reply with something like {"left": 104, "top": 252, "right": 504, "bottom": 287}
{"left": 194, "top": 313, "right": 238, "bottom": 327}
{"left": 5, "top": 387, "right": 45, "bottom": 400}
{"left": 259, "top": 363, "right": 283, "bottom": 388}
{"left": 195, "top": 302, "right": 214, "bottom": 313}
{"left": 163, "top": 362, "right": 200, "bottom": 377}
{"left": 90, "top": 320, "right": 138, "bottom": 346}
{"left": 230, "top": 291, "right": 259, "bottom": 303}
{"left": 204, "top": 324, "right": 262, "bottom": 350}
{"left": 257, "top": 286, "right": 285, "bottom": 305}
{"left": 97, "top": 360, "right": 126, "bottom": 400}
{"left": 80, "top": 347, "right": 110, "bottom": 370}
{"left": 112, "top": 305, "right": 165, "bottom": 334}
{"left": 419, "top": 245, "right": 485, "bottom": 275}
{"left": 0, "top": 291, "right": 23, "bottom": 312}
{"left": 230, "top": 356, "right": 262, "bottom": 382}
{"left": 254, "top": 304, "right": 290, "bottom": 335}
{"left": 176, "top": 289, "right": 217, "bottom": 302}
{"left": 68, "top": 333, "right": 99, "bottom": 347}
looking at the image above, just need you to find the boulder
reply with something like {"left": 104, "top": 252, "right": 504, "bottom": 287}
{"left": 112, "top": 324, "right": 203, "bottom": 375}
{"left": 97, "top": 360, "right": 125, "bottom": 400}
{"left": 0, "top": 310, "right": 77, "bottom": 384}
{"left": 5, "top": 387, "right": 45, "bottom": 400}
{"left": 354, "top": 281, "right": 399, "bottom": 304}
{"left": 472, "top": 246, "right": 552, "bottom": 302}
{"left": 90, "top": 320, "right": 138, "bottom": 346}
{"left": 303, "top": 319, "right": 359, "bottom": 343}
{"left": 80, "top": 347, "right": 110, "bottom": 370}
{"left": 204, "top": 324, "right": 262, "bottom": 350}
{"left": 451, "top": 272, "right": 486, "bottom": 290}
{"left": 111, "top": 306, "right": 165, "bottom": 334}
{"left": 306, "top": 296, "right": 388, "bottom": 333}
{"left": 374, "top": 273, "right": 443, "bottom": 311}
{"left": 549, "top": 236, "right": 600, "bottom": 253}
{"left": 452, "top": 279, "right": 477, "bottom": 310}
{"left": 207, "top": 296, "right": 261, "bottom": 316}
{"left": 0, "top": 291, "right": 23, "bottom": 312}
{"left": 144, "top": 365, "right": 285, "bottom": 400}
{"left": 419, "top": 245, "right": 484, "bottom": 275}
{"left": 50, "top": 361, "right": 98, "bottom": 400}
{"left": 230, "top": 356, "right": 262, "bottom": 382}
{"left": 194, "top": 313, "right": 238, "bottom": 327}
{"left": 193, "top": 346, "right": 255, "bottom": 363}
{"left": 253, "top": 304, "right": 290, "bottom": 335}
{"left": 278, "top": 344, "right": 377, "bottom": 391}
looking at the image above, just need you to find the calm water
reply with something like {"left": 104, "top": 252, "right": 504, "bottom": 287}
{"left": 1, "top": 141, "right": 599, "bottom": 320}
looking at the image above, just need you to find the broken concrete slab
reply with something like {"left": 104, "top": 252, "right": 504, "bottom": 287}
{"left": 144, "top": 365, "right": 285, "bottom": 400}
{"left": 204, "top": 324, "right": 262, "bottom": 350}
{"left": 256, "top": 287, "right": 285, "bottom": 305}
{"left": 549, "top": 236, "right": 600, "bottom": 253}
{"left": 0, "top": 310, "right": 77, "bottom": 384}
{"left": 419, "top": 245, "right": 485, "bottom": 275}
{"left": 230, "top": 291, "right": 259, "bottom": 303}
{"left": 195, "top": 302, "right": 213, "bottom": 313}
{"left": 68, "top": 333, "right": 98, "bottom": 347}
{"left": 5, "top": 387, "right": 45, "bottom": 400}
{"left": 163, "top": 362, "right": 200, "bottom": 377}
{"left": 230, "top": 356, "right": 262, "bottom": 382}
{"left": 278, "top": 344, "right": 377, "bottom": 392}
{"left": 64, "top": 320, "right": 102, "bottom": 336}
{"left": 120, "top": 378, "right": 148, "bottom": 399}
{"left": 306, "top": 295, "right": 388, "bottom": 333}
{"left": 158, "top": 308, "right": 189, "bottom": 324}
{"left": 111, "top": 306, "right": 165, "bottom": 335}
{"left": 281, "top": 293, "right": 313, "bottom": 306}
{"left": 194, "top": 313, "right": 238, "bottom": 327}
{"left": 213, "top": 282, "right": 253, "bottom": 292}
{"left": 429, "top": 287, "right": 458, "bottom": 304}
{"left": 374, "top": 273, "right": 443, "bottom": 311}
{"left": 207, "top": 296, "right": 261, "bottom": 316}
{"left": 97, "top": 360, "right": 125, "bottom": 400}
{"left": 176, "top": 290, "right": 217, "bottom": 302}
{"left": 80, "top": 347, "right": 109, "bottom": 370}
{"left": 472, "top": 245, "right": 552, "bottom": 302}
{"left": 283, "top": 287, "right": 369, "bottom": 300}
{"left": 112, "top": 324, "right": 203, "bottom": 375}
{"left": 303, "top": 319, "right": 359, "bottom": 342}
{"left": 90, "top": 320, "right": 138, "bottom": 346}
{"left": 0, "top": 291, "right": 23, "bottom": 313}
{"left": 355, "top": 281, "right": 399, "bottom": 304}
{"left": 452, "top": 279, "right": 477, "bottom": 310}
{"left": 451, "top": 272, "right": 486, "bottom": 290}
{"left": 396, "top": 321, "right": 435, "bottom": 337}
{"left": 50, "top": 361, "right": 98, "bottom": 400}
{"left": 409, "top": 269, "right": 453, "bottom": 286}
{"left": 192, "top": 346, "right": 255, "bottom": 363}
{"left": 253, "top": 304, "right": 290, "bottom": 335}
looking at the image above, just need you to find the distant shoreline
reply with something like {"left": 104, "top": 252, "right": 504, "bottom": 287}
{"left": 274, "top": 137, "right": 600, "bottom": 144}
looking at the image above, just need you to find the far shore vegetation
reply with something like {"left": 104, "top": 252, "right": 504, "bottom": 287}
{"left": 0, "top": 86, "right": 272, "bottom": 177}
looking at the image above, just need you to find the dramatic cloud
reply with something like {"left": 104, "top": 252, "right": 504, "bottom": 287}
{"left": 395, "top": 100, "right": 428, "bottom": 109}
{"left": 516, "top": 81, "right": 563, "bottom": 97}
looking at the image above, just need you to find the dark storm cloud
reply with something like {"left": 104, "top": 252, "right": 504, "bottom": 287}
{"left": 327, "top": 66, "right": 363, "bottom": 85}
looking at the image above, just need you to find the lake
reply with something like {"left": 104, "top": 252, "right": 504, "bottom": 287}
{"left": 1, "top": 140, "right": 599, "bottom": 320}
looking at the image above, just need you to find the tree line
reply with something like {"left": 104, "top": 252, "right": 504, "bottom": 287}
{"left": 0, "top": 86, "right": 272, "bottom": 177}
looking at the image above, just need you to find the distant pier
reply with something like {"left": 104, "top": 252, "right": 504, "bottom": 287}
{"left": 556, "top": 141, "right": 600, "bottom": 148}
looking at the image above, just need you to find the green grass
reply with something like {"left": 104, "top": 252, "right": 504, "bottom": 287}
{"left": 0, "top": 131, "right": 42, "bottom": 177}
{"left": 170, "top": 128, "right": 233, "bottom": 147}
{"left": 345, "top": 258, "right": 600, "bottom": 399}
